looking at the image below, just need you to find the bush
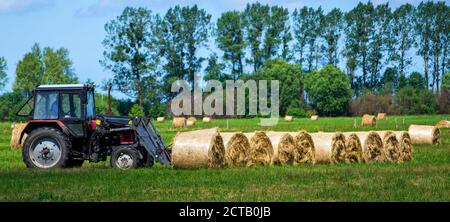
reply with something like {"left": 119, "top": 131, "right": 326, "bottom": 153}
{"left": 305, "top": 65, "right": 352, "bottom": 116}
{"left": 286, "top": 102, "right": 306, "bottom": 117}
{"left": 305, "top": 109, "right": 317, "bottom": 118}
{"left": 350, "top": 90, "right": 397, "bottom": 116}
{"left": 395, "top": 87, "right": 437, "bottom": 115}
{"left": 128, "top": 104, "right": 145, "bottom": 117}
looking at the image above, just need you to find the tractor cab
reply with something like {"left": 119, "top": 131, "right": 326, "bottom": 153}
{"left": 15, "top": 84, "right": 171, "bottom": 169}
{"left": 18, "top": 84, "right": 96, "bottom": 138}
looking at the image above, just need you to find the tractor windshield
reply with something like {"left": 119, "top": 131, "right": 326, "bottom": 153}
{"left": 86, "top": 90, "right": 95, "bottom": 118}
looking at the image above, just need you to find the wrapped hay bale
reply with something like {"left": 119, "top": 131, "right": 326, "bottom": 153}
{"left": 244, "top": 132, "right": 274, "bottom": 166}
{"left": 265, "top": 132, "right": 295, "bottom": 164}
{"left": 310, "top": 132, "right": 346, "bottom": 163}
{"left": 284, "top": 116, "right": 293, "bottom": 122}
{"left": 348, "top": 132, "right": 385, "bottom": 162}
{"left": 221, "top": 132, "right": 249, "bottom": 167}
{"left": 156, "top": 117, "right": 165, "bottom": 123}
{"left": 377, "top": 113, "right": 387, "bottom": 120}
{"left": 172, "top": 117, "right": 186, "bottom": 128}
{"left": 172, "top": 128, "right": 225, "bottom": 168}
{"left": 292, "top": 131, "right": 315, "bottom": 164}
{"left": 362, "top": 114, "right": 376, "bottom": 126}
{"left": 393, "top": 131, "right": 413, "bottom": 162}
{"left": 436, "top": 120, "right": 450, "bottom": 129}
{"left": 202, "top": 117, "right": 212, "bottom": 123}
{"left": 10, "top": 123, "right": 27, "bottom": 149}
{"left": 310, "top": 115, "right": 319, "bottom": 121}
{"left": 378, "top": 131, "right": 401, "bottom": 162}
{"left": 343, "top": 133, "right": 363, "bottom": 163}
{"left": 408, "top": 125, "right": 440, "bottom": 145}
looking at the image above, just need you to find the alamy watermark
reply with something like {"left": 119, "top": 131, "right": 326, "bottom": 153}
{"left": 170, "top": 73, "right": 280, "bottom": 126}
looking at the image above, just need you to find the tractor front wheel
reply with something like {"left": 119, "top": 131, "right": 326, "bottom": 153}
{"left": 110, "top": 146, "right": 142, "bottom": 169}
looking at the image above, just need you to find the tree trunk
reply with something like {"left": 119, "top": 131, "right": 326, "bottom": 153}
{"left": 424, "top": 47, "right": 429, "bottom": 89}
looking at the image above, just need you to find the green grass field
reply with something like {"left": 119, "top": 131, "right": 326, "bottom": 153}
{"left": 0, "top": 115, "right": 449, "bottom": 201}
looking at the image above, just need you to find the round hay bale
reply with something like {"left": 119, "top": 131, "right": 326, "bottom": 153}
{"left": 266, "top": 132, "right": 295, "bottom": 165}
{"left": 10, "top": 123, "right": 27, "bottom": 149}
{"left": 292, "top": 131, "right": 315, "bottom": 164}
{"left": 202, "top": 117, "right": 212, "bottom": 123}
{"left": 377, "top": 113, "right": 387, "bottom": 120}
{"left": 221, "top": 132, "right": 249, "bottom": 167}
{"left": 344, "top": 133, "right": 363, "bottom": 163}
{"left": 436, "top": 120, "right": 450, "bottom": 129}
{"left": 362, "top": 114, "right": 376, "bottom": 126}
{"left": 187, "top": 116, "right": 197, "bottom": 123}
{"left": 171, "top": 128, "right": 225, "bottom": 168}
{"left": 378, "top": 131, "right": 401, "bottom": 162}
{"left": 186, "top": 119, "right": 196, "bottom": 126}
{"left": 172, "top": 117, "right": 186, "bottom": 128}
{"left": 284, "top": 116, "right": 293, "bottom": 122}
{"left": 348, "top": 132, "right": 385, "bottom": 162}
{"left": 408, "top": 125, "right": 440, "bottom": 145}
{"left": 310, "top": 132, "right": 346, "bottom": 163}
{"left": 310, "top": 115, "right": 319, "bottom": 121}
{"left": 393, "top": 131, "right": 413, "bottom": 162}
{"left": 156, "top": 117, "right": 165, "bottom": 123}
{"left": 244, "top": 132, "right": 274, "bottom": 166}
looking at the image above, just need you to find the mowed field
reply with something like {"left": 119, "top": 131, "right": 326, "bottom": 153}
{"left": 0, "top": 115, "right": 449, "bottom": 201}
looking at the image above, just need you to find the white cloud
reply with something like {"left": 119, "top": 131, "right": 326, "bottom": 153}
{"left": 0, "top": 0, "right": 54, "bottom": 14}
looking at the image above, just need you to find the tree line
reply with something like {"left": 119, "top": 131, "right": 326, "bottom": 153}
{"left": 0, "top": 1, "right": 448, "bottom": 119}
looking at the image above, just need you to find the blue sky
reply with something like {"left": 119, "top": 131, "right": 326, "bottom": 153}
{"left": 0, "top": 0, "right": 435, "bottom": 97}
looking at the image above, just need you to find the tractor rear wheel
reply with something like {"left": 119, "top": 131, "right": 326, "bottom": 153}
{"left": 110, "top": 146, "right": 142, "bottom": 169}
{"left": 22, "top": 127, "right": 72, "bottom": 169}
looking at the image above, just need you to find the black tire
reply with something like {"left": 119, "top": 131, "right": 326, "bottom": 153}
{"left": 110, "top": 146, "right": 142, "bottom": 169}
{"left": 142, "top": 150, "right": 154, "bottom": 168}
{"left": 22, "top": 127, "right": 72, "bottom": 169}
{"left": 69, "top": 159, "right": 84, "bottom": 167}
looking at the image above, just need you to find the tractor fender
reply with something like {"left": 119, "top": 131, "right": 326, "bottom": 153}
{"left": 20, "top": 120, "right": 70, "bottom": 145}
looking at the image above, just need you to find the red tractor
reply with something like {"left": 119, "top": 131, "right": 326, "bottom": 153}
{"left": 14, "top": 84, "right": 171, "bottom": 169}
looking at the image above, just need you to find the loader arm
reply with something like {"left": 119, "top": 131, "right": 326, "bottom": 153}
{"left": 130, "top": 117, "right": 171, "bottom": 165}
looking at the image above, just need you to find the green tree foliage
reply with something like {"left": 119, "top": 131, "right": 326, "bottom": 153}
{"left": 367, "top": 3, "right": 391, "bottom": 89}
{"left": 0, "top": 57, "right": 7, "bottom": 91}
{"left": 215, "top": 11, "right": 245, "bottom": 79}
{"left": 389, "top": 3, "right": 415, "bottom": 75}
{"left": 0, "top": 91, "right": 26, "bottom": 120}
{"left": 344, "top": 2, "right": 375, "bottom": 88}
{"left": 321, "top": 8, "right": 343, "bottom": 66}
{"left": 157, "top": 5, "right": 211, "bottom": 95}
{"left": 305, "top": 65, "right": 351, "bottom": 116}
{"left": 242, "top": 3, "right": 269, "bottom": 72}
{"left": 204, "top": 53, "right": 227, "bottom": 82}
{"left": 128, "top": 103, "right": 145, "bottom": 117}
{"left": 395, "top": 86, "right": 437, "bottom": 114}
{"left": 408, "top": 72, "right": 427, "bottom": 89}
{"left": 292, "top": 6, "right": 323, "bottom": 71}
{"left": 14, "top": 43, "right": 78, "bottom": 97}
{"left": 381, "top": 67, "right": 399, "bottom": 93}
{"left": 101, "top": 7, "right": 160, "bottom": 108}
{"left": 254, "top": 59, "right": 304, "bottom": 116}
{"left": 263, "top": 5, "right": 291, "bottom": 61}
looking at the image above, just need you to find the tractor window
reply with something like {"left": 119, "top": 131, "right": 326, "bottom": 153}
{"left": 17, "top": 96, "right": 34, "bottom": 117}
{"left": 61, "top": 93, "right": 81, "bottom": 118}
{"left": 86, "top": 91, "right": 95, "bottom": 118}
{"left": 34, "top": 92, "right": 59, "bottom": 119}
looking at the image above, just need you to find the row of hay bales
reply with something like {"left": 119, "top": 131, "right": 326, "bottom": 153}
{"left": 171, "top": 124, "right": 441, "bottom": 168}
{"left": 157, "top": 116, "right": 213, "bottom": 128}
